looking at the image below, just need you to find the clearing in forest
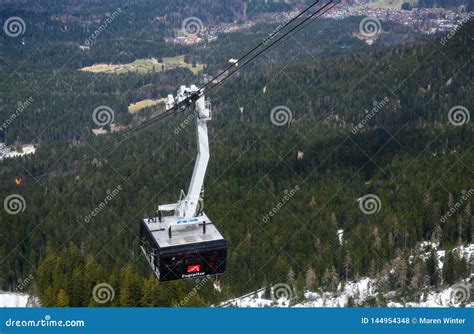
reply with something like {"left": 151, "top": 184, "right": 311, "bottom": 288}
{"left": 80, "top": 56, "right": 204, "bottom": 75}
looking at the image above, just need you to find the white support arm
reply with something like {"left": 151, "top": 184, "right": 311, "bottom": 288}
{"left": 165, "top": 86, "right": 211, "bottom": 220}
{"left": 182, "top": 94, "right": 210, "bottom": 218}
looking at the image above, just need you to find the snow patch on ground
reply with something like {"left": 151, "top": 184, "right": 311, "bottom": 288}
{"left": 414, "top": 242, "right": 474, "bottom": 270}
{"left": 221, "top": 243, "right": 473, "bottom": 308}
{"left": 0, "top": 292, "right": 39, "bottom": 307}
{"left": 1, "top": 144, "right": 36, "bottom": 160}
{"left": 220, "top": 287, "right": 290, "bottom": 307}
{"left": 222, "top": 277, "right": 472, "bottom": 308}
{"left": 387, "top": 283, "right": 473, "bottom": 307}
{"left": 296, "top": 278, "right": 376, "bottom": 307}
{"left": 337, "top": 229, "right": 344, "bottom": 245}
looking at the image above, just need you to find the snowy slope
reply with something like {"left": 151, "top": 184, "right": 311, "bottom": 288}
{"left": 222, "top": 277, "right": 473, "bottom": 308}
{"left": 0, "top": 292, "right": 39, "bottom": 307}
{"left": 221, "top": 243, "right": 473, "bottom": 308}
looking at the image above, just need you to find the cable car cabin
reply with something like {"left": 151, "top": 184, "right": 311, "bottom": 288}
{"left": 140, "top": 86, "right": 227, "bottom": 282}
{"left": 140, "top": 213, "right": 227, "bottom": 282}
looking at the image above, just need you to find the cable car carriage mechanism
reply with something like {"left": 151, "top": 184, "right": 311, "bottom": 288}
{"left": 140, "top": 85, "right": 227, "bottom": 282}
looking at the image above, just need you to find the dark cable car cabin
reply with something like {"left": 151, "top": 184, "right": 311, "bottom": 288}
{"left": 139, "top": 85, "right": 227, "bottom": 282}
{"left": 140, "top": 214, "right": 227, "bottom": 282}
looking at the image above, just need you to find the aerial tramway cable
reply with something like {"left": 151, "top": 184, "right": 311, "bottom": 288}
{"left": 101, "top": 0, "right": 337, "bottom": 150}
{"left": 5, "top": 0, "right": 339, "bottom": 186}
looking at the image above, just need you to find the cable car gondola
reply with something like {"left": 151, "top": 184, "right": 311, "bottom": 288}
{"left": 139, "top": 1, "right": 339, "bottom": 281}
{"left": 140, "top": 86, "right": 227, "bottom": 282}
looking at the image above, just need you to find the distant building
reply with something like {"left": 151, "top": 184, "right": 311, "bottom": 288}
{"left": 111, "top": 124, "right": 126, "bottom": 133}
{"left": 92, "top": 128, "right": 108, "bottom": 136}
{"left": 297, "top": 150, "right": 304, "bottom": 160}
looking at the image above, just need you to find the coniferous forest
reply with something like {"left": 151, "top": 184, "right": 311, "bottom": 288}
{"left": 0, "top": 1, "right": 472, "bottom": 307}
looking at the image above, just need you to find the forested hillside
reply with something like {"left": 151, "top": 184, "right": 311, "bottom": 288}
{"left": 0, "top": 2, "right": 472, "bottom": 306}
{"left": 0, "top": 13, "right": 431, "bottom": 145}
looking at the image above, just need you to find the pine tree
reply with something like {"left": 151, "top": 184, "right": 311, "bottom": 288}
{"left": 305, "top": 267, "right": 316, "bottom": 290}
{"left": 42, "top": 286, "right": 56, "bottom": 307}
{"left": 330, "top": 212, "right": 338, "bottom": 228}
{"left": 368, "top": 259, "right": 377, "bottom": 279}
{"left": 56, "top": 289, "right": 70, "bottom": 307}
{"left": 343, "top": 253, "right": 352, "bottom": 281}
{"left": 372, "top": 227, "right": 381, "bottom": 251}
{"left": 140, "top": 276, "right": 158, "bottom": 307}
{"left": 452, "top": 252, "right": 469, "bottom": 282}
{"left": 120, "top": 266, "right": 143, "bottom": 306}
{"left": 287, "top": 268, "right": 295, "bottom": 286}
{"left": 409, "top": 262, "right": 423, "bottom": 290}
{"left": 294, "top": 273, "right": 305, "bottom": 298}
{"left": 140, "top": 276, "right": 168, "bottom": 307}
{"left": 426, "top": 250, "right": 440, "bottom": 287}
{"left": 443, "top": 251, "right": 455, "bottom": 285}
